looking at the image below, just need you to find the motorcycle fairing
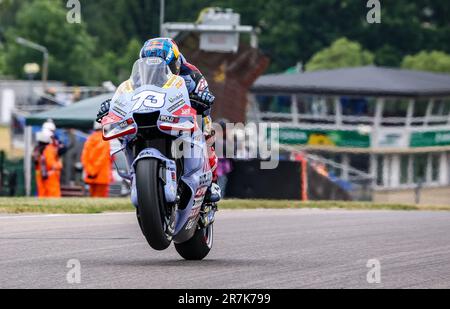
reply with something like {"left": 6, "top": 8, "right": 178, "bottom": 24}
{"left": 131, "top": 148, "right": 178, "bottom": 204}
{"left": 105, "top": 73, "right": 213, "bottom": 241}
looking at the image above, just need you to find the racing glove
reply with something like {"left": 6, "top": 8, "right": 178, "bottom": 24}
{"left": 96, "top": 99, "right": 111, "bottom": 123}
{"left": 190, "top": 91, "right": 215, "bottom": 114}
{"left": 197, "top": 90, "right": 215, "bottom": 106}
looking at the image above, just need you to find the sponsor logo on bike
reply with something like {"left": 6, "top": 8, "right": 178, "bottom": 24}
{"left": 174, "top": 105, "right": 196, "bottom": 118}
{"left": 159, "top": 115, "right": 178, "bottom": 123}
{"left": 137, "top": 150, "right": 155, "bottom": 158}
{"left": 112, "top": 106, "right": 127, "bottom": 117}
{"left": 118, "top": 119, "right": 131, "bottom": 129}
{"left": 195, "top": 187, "right": 208, "bottom": 198}
{"left": 175, "top": 79, "right": 184, "bottom": 89}
{"left": 180, "top": 107, "right": 192, "bottom": 116}
{"left": 146, "top": 57, "right": 163, "bottom": 65}
{"left": 164, "top": 75, "right": 178, "bottom": 88}
{"left": 199, "top": 172, "right": 212, "bottom": 187}
{"left": 169, "top": 93, "right": 184, "bottom": 103}
{"left": 190, "top": 205, "right": 201, "bottom": 217}
{"left": 167, "top": 100, "right": 186, "bottom": 113}
{"left": 113, "top": 97, "right": 127, "bottom": 107}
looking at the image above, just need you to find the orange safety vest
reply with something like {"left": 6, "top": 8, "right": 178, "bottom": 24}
{"left": 35, "top": 143, "right": 63, "bottom": 198}
{"left": 81, "top": 131, "right": 112, "bottom": 185}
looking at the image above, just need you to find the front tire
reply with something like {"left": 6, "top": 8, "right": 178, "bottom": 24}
{"left": 136, "top": 158, "right": 172, "bottom": 250}
{"left": 175, "top": 224, "right": 213, "bottom": 260}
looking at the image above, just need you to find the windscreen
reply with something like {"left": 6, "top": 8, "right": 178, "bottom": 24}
{"left": 130, "top": 57, "right": 172, "bottom": 88}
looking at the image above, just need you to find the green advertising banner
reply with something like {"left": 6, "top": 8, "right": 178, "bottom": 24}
{"left": 270, "top": 128, "right": 371, "bottom": 148}
{"left": 410, "top": 130, "right": 450, "bottom": 147}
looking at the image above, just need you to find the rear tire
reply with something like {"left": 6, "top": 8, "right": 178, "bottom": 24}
{"left": 175, "top": 224, "right": 213, "bottom": 260}
{"left": 136, "top": 158, "right": 171, "bottom": 251}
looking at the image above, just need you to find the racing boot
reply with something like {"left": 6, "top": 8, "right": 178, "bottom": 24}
{"left": 201, "top": 183, "right": 220, "bottom": 228}
{"left": 202, "top": 114, "right": 221, "bottom": 204}
{"left": 204, "top": 182, "right": 221, "bottom": 203}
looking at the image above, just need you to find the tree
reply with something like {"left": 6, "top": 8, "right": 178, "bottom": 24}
{"left": 95, "top": 38, "right": 142, "bottom": 85}
{"left": 374, "top": 45, "right": 403, "bottom": 67}
{"left": 305, "top": 38, "right": 374, "bottom": 71}
{"left": 0, "top": 47, "right": 5, "bottom": 76}
{"left": 3, "top": 0, "right": 98, "bottom": 85}
{"left": 3, "top": 0, "right": 450, "bottom": 82}
{"left": 82, "top": 0, "right": 222, "bottom": 56}
{"left": 0, "top": 0, "right": 21, "bottom": 77}
{"left": 402, "top": 51, "right": 450, "bottom": 73}
{"left": 0, "top": 0, "right": 26, "bottom": 29}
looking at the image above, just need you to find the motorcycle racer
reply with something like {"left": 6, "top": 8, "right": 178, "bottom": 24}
{"left": 97, "top": 38, "right": 221, "bottom": 203}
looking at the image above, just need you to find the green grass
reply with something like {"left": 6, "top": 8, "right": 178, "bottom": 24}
{"left": 0, "top": 198, "right": 133, "bottom": 214}
{"left": 0, "top": 198, "right": 449, "bottom": 214}
{"left": 221, "top": 200, "right": 450, "bottom": 211}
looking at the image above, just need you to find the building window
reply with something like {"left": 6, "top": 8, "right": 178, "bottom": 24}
{"left": 445, "top": 99, "right": 450, "bottom": 116}
{"left": 376, "top": 155, "right": 384, "bottom": 186}
{"left": 382, "top": 99, "right": 409, "bottom": 126}
{"left": 432, "top": 99, "right": 450, "bottom": 116}
{"left": 413, "top": 154, "right": 428, "bottom": 184}
{"left": 341, "top": 97, "right": 376, "bottom": 116}
{"left": 431, "top": 153, "right": 440, "bottom": 183}
{"left": 429, "top": 99, "right": 450, "bottom": 125}
{"left": 298, "top": 96, "right": 335, "bottom": 116}
{"left": 350, "top": 154, "right": 370, "bottom": 174}
{"left": 448, "top": 152, "right": 450, "bottom": 185}
{"left": 379, "top": 153, "right": 442, "bottom": 188}
{"left": 412, "top": 99, "right": 429, "bottom": 126}
{"left": 400, "top": 155, "right": 410, "bottom": 185}
{"left": 340, "top": 97, "right": 376, "bottom": 125}
{"left": 296, "top": 96, "right": 314, "bottom": 115}
{"left": 256, "top": 95, "right": 292, "bottom": 114}
{"left": 296, "top": 96, "right": 335, "bottom": 124}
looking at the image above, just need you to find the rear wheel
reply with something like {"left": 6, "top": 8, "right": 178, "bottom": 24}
{"left": 175, "top": 224, "right": 213, "bottom": 260}
{"left": 136, "top": 158, "right": 172, "bottom": 250}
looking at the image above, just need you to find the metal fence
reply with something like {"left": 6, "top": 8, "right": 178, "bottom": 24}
{"left": 0, "top": 151, "right": 25, "bottom": 196}
{"left": 305, "top": 153, "right": 374, "bottom": 201}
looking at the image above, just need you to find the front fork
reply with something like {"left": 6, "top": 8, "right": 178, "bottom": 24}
{"left": 129, "top": 148, "right": 178, "bottom": 208}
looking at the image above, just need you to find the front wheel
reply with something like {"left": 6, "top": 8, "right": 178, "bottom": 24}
{"left": 175, "top": 224, "right": 213, "bottom": 260}
{"left": 136, "top": 158, "right": 172, "bottom": 251}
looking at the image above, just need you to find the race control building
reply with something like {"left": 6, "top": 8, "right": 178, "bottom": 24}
{"left": 250, "top": 66, "right": 450, "bottom": 205}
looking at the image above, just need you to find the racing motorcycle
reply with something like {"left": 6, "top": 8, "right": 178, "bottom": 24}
{"left": 101, "top": 57, "right": 217, "bottom": 260}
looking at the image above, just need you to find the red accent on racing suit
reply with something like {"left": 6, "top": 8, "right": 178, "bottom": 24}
{"left": 179, "top": 57, "right": 218, "bottom": 180}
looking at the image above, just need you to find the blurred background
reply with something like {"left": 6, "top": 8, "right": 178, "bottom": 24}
{"left": 0, "top": 0, "right": 450, "bottom": 206}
